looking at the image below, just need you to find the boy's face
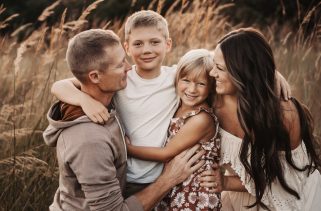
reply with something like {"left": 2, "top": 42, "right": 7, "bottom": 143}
{"left": 124, "top": 26, "right": 171, "bottom": 73}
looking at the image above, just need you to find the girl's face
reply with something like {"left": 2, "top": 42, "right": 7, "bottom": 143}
{"left": 177, "top": 70, "right": 210, "bottom": 109}
{"left": 209, "top": 45, "right": 237, "bottom": 95}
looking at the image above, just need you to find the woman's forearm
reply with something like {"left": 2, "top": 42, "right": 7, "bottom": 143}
{"left": 223, "top": 175, "right": 247, "bottom": 192}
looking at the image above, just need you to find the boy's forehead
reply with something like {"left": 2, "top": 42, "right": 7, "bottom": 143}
{"left": 128, "top": 26, "right": 166, "bottom": 41}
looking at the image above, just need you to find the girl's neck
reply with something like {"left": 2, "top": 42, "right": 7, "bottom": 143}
{"left": 175, "top": 102, "right": 209, "bottom": 118}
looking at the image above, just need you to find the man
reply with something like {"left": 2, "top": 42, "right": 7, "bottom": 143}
{"left": 43, "top": 29, "right": 205, "bottom": 211}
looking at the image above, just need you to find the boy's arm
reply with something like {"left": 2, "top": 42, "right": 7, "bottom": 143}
{"left": 275, "top": 71, "right": 291, "bottom": 100}
{"left": 51, "top": 78, "right": 109, "bottom": 123}
{"left": 127, "top": 112, "right": 214, "bottom": 162}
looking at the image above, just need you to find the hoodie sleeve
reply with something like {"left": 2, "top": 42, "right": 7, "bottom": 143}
{"left": 62, "top": 127, "right": 143, "bottom": 211}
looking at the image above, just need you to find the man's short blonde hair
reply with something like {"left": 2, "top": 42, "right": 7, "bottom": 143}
{"left": 124, "top": 10, "right": 169, "bottom": 41}
{"left": 66, "top": 29, "right": 120, "bottom": 83}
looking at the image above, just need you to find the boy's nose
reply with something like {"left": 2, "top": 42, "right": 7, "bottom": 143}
{"left": 142, "top": 44, "right": 152, "bottom": 54}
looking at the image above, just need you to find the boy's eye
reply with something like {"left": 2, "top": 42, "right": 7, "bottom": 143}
{"left": 151, "top": 40, "right": 160, "bottom": 45}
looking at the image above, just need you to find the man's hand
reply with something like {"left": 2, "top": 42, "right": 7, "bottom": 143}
{"left": 275, "top": 71, "right": 291, "bottom": 101}
{"left": 158, "top": 144, "right": 205, "bottom": 187}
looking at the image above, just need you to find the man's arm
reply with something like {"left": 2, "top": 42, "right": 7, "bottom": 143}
{"left": 135, "top": 144, "right": 205, "bottom": 210}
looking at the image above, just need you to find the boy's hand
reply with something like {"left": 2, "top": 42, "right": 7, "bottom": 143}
{"left": 80, "top": 92, "right": 110, "bottom": 124}
{"left": 275, "top": 71, "right": 291, "bottom": 101}
{"left": 200, "top": 163, "right": 224, "bottom": 193}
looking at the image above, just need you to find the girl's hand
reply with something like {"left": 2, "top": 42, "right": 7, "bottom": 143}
{"left": 200, "top": 163, "right": 224, "bottom": 193}
{"left": 275, "top": 71, "right": 291, "bottom": 101}
{"left": 80, "top": 92, "right": 110, "bottom": 124}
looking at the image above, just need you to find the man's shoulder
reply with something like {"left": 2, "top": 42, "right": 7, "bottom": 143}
{"left": 60, "top": 121, "right": 111, "bottom": 146}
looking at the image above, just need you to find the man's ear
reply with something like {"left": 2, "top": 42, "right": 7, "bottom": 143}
{"left": 124, "top": 42, "right": 130, "bottom": 56}
{"left": 166, "top": 38, "right": 172, "bottom": 53}
{"left": 88, "top": 70, "right": 100, "bottom": 84}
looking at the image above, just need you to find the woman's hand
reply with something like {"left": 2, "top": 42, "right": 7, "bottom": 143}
{"left": 80, "top": 92, "right": 110, "bottom": 124}
{"left": 200, "top": 163, "right": 224, "bottom": 193}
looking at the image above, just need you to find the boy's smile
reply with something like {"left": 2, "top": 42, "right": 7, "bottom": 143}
{"left": 124, "top": 26, "right": 172, "bottom": 79}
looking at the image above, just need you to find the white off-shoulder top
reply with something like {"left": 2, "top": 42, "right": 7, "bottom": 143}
{"left": 219, "top": 128, "right": 321, "bottom": 211}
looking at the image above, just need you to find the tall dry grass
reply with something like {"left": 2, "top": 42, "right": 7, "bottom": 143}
{"left": 0, "top": 0, "right": 320, "bottom": 210}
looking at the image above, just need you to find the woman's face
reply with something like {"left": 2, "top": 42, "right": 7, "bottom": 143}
{"left": 209, "top": 45, "right": 237, "bottom": 95}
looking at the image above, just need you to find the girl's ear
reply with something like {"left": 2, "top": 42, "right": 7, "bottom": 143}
{"left": 88, "top": 70, "right": 100, "bottom": 84}
{"left": 124, "top": 42, "right": 131, "bottom": 56}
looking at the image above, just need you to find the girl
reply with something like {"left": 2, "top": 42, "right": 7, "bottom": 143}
{"left": 126, "top": 49, "right": 221, "bottom": 211}
{"left": 207, "top": 28, "right": 321, "bottom": 211}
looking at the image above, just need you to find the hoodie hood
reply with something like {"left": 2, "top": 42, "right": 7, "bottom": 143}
{"left": 43, "top": 101, "right": 91, "bottom": 147}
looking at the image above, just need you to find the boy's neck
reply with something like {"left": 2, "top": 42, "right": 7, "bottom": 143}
{"left": 136, "top": 66, "right": 161, "bottom": 79}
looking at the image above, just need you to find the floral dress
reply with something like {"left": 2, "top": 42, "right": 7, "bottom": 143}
{"left": 156, "top": 107, "right": 221, "bottom": 211}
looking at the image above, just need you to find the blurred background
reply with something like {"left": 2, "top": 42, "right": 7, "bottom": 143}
{"left": 0, "top": 0, "right": 320, "bottom": 210}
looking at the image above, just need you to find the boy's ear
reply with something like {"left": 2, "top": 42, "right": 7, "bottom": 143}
{"left": 88, "top": 70, "right": 100, "bottom": 84}
{"left": 123, "top": 42, "right": 131, "bottom": 56}
{"left": 166, "top": 38, "right": 172, "bottom": 53}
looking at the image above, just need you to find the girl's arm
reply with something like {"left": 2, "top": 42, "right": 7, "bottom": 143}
{"left": 127, "top": 112, "right": 215, "bottom": 162}
{"left": 51, "top": 78, "right": 109, "bottom": 123}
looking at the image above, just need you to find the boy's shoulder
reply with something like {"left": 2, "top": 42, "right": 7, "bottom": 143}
{"left": 161, "top": 65, "right": 177, "bottom": 72}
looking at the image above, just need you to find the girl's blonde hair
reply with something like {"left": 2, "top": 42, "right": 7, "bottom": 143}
{"left": 175, "top": 49, "right": 215, "bottom": 104}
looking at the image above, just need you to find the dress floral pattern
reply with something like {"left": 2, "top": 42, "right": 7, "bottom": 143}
{"left": 155, "top": 107, "right": 221, "bottom": 211}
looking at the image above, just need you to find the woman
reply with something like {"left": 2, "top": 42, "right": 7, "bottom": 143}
{"left": 207, "top": 28, "right": 321, "bottom": 210}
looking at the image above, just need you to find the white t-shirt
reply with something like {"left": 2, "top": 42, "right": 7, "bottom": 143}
{"left": 113, "top": 65, "right": 179, "bottom": 183}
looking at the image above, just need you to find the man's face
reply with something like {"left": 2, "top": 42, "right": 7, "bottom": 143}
{"left": 124, "top": 26, "right": 171, "bottom": 73}
{"left": 97, "top": 44, "right": 131, "bottom": 93}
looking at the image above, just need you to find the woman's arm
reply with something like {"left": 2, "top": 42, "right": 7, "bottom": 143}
{"left": 51, "top": 78, "right": 109, "bottom": 123}
{"left": 127, "top": 112, "right": 215, "bottom": 162}
{"left": 281, "top": 100, "right": 301, "bottom": 149}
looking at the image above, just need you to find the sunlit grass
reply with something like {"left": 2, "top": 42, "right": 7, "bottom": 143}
{"left": 0, "top": 0, "right": 320, "bottom": 210}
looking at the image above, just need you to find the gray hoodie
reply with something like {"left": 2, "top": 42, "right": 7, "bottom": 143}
{"left": 43, "top": 102, "right": 143, "bottom": 211}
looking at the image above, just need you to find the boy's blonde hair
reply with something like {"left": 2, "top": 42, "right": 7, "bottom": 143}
{"left": 175, "top": 49, "right": 215, "bottom": 104}
{"left": 124, "top": 10, "right": 169, "bottom": 41}
{"left": 66, "top": 29, "right": 120, "bottom": 83}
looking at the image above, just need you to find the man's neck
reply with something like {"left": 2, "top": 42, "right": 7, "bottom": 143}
{"left": 136, "top": 66, "right": 161, "bottom": 79}
{"left": 81, "top": 85, "right": 113, "bottom": 107}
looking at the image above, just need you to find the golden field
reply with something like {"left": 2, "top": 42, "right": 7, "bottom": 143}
{"left": 0, "top": 1, "right": 320, "bottom": 210}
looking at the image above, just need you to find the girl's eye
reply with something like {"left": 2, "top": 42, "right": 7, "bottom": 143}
{"left": 198, "top": 83, "right": 206, "bottom": 86}
{"left": 181, "top": 79, "right": 190, "bottom": 82}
